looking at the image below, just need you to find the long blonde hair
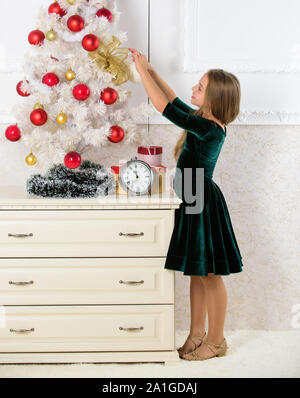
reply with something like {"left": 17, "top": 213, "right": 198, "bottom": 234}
{"left": 173, "top": 69, "right": 241, "bottom": 161}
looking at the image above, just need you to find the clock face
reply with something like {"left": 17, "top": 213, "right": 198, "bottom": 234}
{"left": 119, "top": 160, "right": 154, "bottom": 195}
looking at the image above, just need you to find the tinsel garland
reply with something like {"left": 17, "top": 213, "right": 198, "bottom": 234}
{"left": 26, "top": 160, "right": 116, "bottom": 198}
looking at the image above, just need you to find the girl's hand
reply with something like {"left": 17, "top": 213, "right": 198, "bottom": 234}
{"left": 128, "top": 48, "right": 153, "bottom": 74}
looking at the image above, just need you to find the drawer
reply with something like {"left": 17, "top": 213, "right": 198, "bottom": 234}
{"left": 0, "top": 305, "right": 175, "bottom": 352}
{"left": 0, "top": 257, "right": 174, "bottom": 305}
{"left": 0, "top": 210, "right": 174, "bottom": 257}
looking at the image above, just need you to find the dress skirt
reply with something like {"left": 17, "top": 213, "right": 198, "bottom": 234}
{"left": 164, "top": 176, "right": 243, "bottom": 276}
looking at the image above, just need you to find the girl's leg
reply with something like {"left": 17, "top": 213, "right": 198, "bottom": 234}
{"left": 202, "top": 273, "right": 227, "bottom": 343}
{"left": 179, "top": 276, "right": 207, "bottom": 353}
{"left": 190, "top": 275, "right": 207, "bottom": 336}
{"left": 182, "top": 273, "right": 228, "bottom": 359}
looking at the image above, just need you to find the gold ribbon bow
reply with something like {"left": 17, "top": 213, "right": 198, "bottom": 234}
{"left": 88, "top": 35, "right": 130, "bottom": 86}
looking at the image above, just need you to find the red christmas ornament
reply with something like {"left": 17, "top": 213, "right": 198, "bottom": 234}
{"left": 48, "top": 2, "right": 67, "bottom": 17}
{"left": 30, "top": 109, "right": 48, "bottom": 126}
{"left": 96, "top": 7, "right": 113, "bottom": 22}
{"left": 64, "top": 151, "right": 82, "bottom": 169}
{"left": 5, "top": 125, "right": 21, "bottom": 142}
{"left": 82, "top": 34, "right": 100, "bottom": 52}
{"left": 73, "top": 84, "right": 90, "bottom": 101}
{"left": 42, "top": 72, "right": 60, "bottom": 87}
{"left": 28, "top": 29, "right": 45, "bottom": 46}
{"left": 67, "top": 15, "right": 85, "bottom": 32}
{"left": 16, "top": 80, "right": 31, "bottom": 97}
{"left": 108, "top": 126, "right": 125, "bottom": 143}
{"left": 100, "top": 87, "right": 118, "bottom": 105}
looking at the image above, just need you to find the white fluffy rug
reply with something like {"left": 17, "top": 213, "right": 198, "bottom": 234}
{"left": 1, "top": 330, "right": 299, "bottom": 378}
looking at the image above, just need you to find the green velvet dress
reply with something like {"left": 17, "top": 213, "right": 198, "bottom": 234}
{"left": 162, "top": 97, "right": 243, "bottom": 276}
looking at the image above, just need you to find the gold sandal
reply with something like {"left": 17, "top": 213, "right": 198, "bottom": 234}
{"left": 182, "top": 338, "right": 228, "bottom": 361}
{"left": 177, "top": 332, "right": 206, "bottom": 358}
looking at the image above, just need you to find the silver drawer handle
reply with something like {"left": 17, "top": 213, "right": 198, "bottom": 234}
{"left": 119, "top": 326, "right": 144, "bottom": 332}
{"left": 9, "top": 280, "right": 34, "bottom": 286}
{"left": 8, "top": 233, "right": 33, "bottom": 238}
{"left": 10, "top": 328, "right": 35, "bottom": 333}
{"left": 119, "top": 232, "right": 144, "bottom": 237}
{"left": 119, "top": 280, "right": 144, "bottom": 285}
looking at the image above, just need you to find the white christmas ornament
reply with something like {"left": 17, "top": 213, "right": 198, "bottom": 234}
{"left": 129, "top": 62, "right": 142, "bottom": 83}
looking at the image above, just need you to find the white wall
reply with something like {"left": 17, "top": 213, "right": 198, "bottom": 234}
{"left": 149, "top": 0, "right": 300, "bottom": 124}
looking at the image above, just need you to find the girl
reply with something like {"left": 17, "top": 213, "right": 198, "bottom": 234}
{"left": 129, "top": 48, "right": 243, "bottom": 361}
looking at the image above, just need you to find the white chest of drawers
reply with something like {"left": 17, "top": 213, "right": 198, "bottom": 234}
{"left": 0, "top": 186, "right": 182, "bottom": 365}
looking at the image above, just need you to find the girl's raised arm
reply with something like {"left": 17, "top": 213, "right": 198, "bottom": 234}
{"left": 149, "top": 68, "right": 177, "bottom": 103}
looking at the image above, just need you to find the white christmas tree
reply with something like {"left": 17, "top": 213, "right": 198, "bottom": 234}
{"left": 4, "top": 0, "right": 154, "bottom": 174}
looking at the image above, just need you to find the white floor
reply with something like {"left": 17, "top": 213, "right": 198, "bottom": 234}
{"left": 0, "top": 330, "right": 300, "bottom": 378}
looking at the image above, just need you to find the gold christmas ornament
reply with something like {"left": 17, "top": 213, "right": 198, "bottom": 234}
{"left": 26, "top": 152, "right": 37, "bottom": 166}
{"left": 33, "top": 103, "right": 44, "bottom": 110}
{"left": 88, "top": 35, "right": 130, "bottom": 86}
{"left": 67, "top": 0, "right": 77, "bottom": 5}
{"left": 56, "top": 112, "right": 68, "bottom": 125}
{"left": 46, "top": 29, "right": 57, "bottom": 41}
{"left": 65, "top": 69, "right": 76, "bottom": 81}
